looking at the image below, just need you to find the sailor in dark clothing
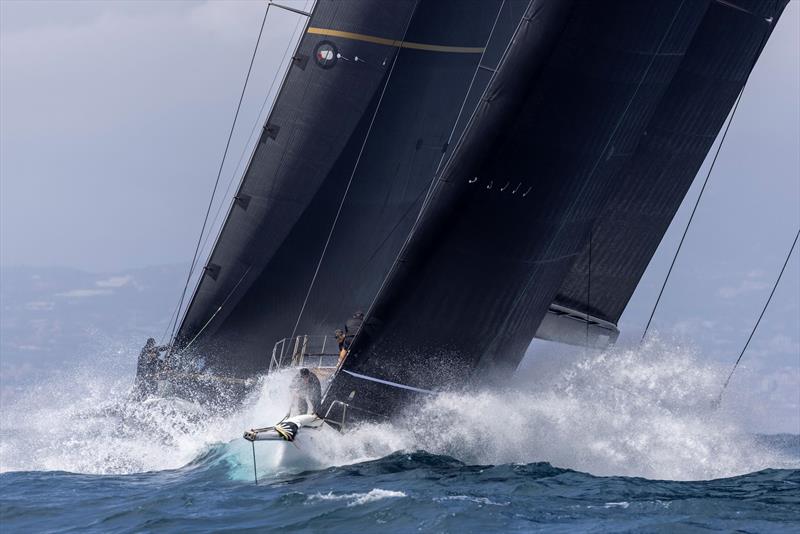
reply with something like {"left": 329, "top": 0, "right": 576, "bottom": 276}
{"left": 343, "top": 311, "right": 364, "bottom": 350}
{"left": 289, "top": 368, "right": 322, "bottom": 416}
{"left": 135, "top": 338, "right": 169, "bottom": 398}
{"left": 334, "top": 329, "right": 346, "bottom": 364}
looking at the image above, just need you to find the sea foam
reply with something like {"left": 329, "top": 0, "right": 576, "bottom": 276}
{"left": 0, "top": 338, "right": 796, "bottom": 480}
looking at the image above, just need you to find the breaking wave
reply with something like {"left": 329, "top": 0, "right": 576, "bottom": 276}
{"left": 0, "top": 338, "right": 797, "bottom": 481}
{"left": 407, "top": 340, "right": 797, "bottom": 480}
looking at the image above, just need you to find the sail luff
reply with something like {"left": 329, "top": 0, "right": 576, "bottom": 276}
{"left": 174, "top": 0, "right": 318, "bottom": 350}
{"left": 175, "top": 0, "right": 421, "bottom": 358}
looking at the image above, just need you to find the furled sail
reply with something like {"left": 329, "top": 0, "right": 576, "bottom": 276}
{"left": 321, "top": 0, "right": 790, "bottom": 421}
{"left": 175, "top": 0, "right": 527, "bottom": 376}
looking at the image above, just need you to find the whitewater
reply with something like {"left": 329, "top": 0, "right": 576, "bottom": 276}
{"left": 1, "top": 339, "right": 799, "bottom": 531}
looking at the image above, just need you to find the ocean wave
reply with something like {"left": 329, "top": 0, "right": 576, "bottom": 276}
{"left": 2, "top": 451, "right": 798, "bottom": 533}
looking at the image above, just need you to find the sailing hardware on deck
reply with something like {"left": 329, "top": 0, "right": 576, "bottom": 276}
{"left": 269, "top": 335, "right": 341, "bottom": 374}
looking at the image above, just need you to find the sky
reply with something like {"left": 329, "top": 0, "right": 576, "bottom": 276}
{"left": 1, "top": 0, "right": 798, "bottom": 432}
{"left": 1, "top": 0, "right": 312, "bottom": 272}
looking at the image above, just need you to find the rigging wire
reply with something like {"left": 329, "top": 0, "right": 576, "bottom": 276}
{"left": 321, "top": 0, "right": 508, "bottom": 325}
{"left": 641, "top": 17, "right": 774, "bottom": 342}
{"left": 359, "top": 0, "right": 532, "bottom": 335}
{"left": 160, "top": 11, "right": 303, "bottom": 348}
{"left": 170, "top": 2, "right": 314, "bottom": 352}
{"left": 166, "top": 4, "right": 272, "bottom": 352}
{"left": 640, "top": 86, "right": 745, "bottom": 343}
{"left": 586, "top": 228, "right": 592, "bottom": 350}
{"left": 421, "top": 0, "right": 508, "bottom": 213}
{"left": 287, "top": 0, "right": 421, "bottom": 342}
{"left": 195, "top": 13, "right": 307, "bottom": 269}
{"left": 178, "top": 265, "right": 254, "bottom": 355}
{"left": 476, "top": 0, "right": 687, "bottom": 354}
{"left": 160, "top": 299, "right": 181, "bottom": 345}
{"left": 319, "top": 184, "right": 429, "bottom": 325}
{"left": 716, "top": 228, "right": 799, "bottom": 404}
{"left": 349, "top": 187, "right": 428, "bottom": 279}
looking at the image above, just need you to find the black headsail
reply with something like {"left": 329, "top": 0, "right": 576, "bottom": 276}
{"left": 175, "top": 0, "right": 527, "bottom": 376}
{"left": 321, "top": 0, "right": 789, "bottom": 422}
{"left": 550, "top": 0, "right": 791, "bottom": 334}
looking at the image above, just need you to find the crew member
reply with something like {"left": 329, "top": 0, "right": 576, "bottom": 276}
{"left": 135, "top": 338, "right": 169, "bottom": 398}
{"left": 343, "top": 311, "right": 364, "bottom": 350}
{"left": 334, "top": 329, "right": 346, "bottom": 364}
{"left": 289, "top": 368, "right": 321, "bottom": 416}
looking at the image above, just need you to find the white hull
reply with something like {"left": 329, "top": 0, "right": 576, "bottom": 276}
{"left": 245, "top": 414, "right": 341, "bottom": 472}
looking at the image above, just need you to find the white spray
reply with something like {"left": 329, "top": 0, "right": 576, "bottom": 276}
{"left": 0, "top": 338, "right": 795, "bottom": 480}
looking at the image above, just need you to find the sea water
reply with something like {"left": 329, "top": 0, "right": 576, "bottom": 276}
{"left": 1, "top": 340, "right": 798, "bottom": 532}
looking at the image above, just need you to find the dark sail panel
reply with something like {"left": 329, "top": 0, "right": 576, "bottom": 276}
{"left": 177, "top": 0, "right": 522, "bottom": 376}
{"left": 177, "top": 0, "right": 419, "bottom": 357}
{"left": 322, "top": 0, "right": 789, "bottom": 420}
{"left": 550, "top": 0, "right": 789, "bottom": 327}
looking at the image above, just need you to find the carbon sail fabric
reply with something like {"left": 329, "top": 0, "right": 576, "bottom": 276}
{"left": 176, "top": 0, "right": 417, "bottom": 358}
{"left": 176, "top": 0, "right": 524, "bottom": 375}
{"left": 322, "top": 0, "right": 789, "bottom": 420}
{"left": 551, "top": 0, "right": 789, "bottom": 326}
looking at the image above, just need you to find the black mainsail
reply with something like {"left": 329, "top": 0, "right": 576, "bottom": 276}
{"left": 170, "top": 0, "right": 789, "bottom": 421}
{"left": 175, "top": 0, "right": 527, "bottom": 375}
